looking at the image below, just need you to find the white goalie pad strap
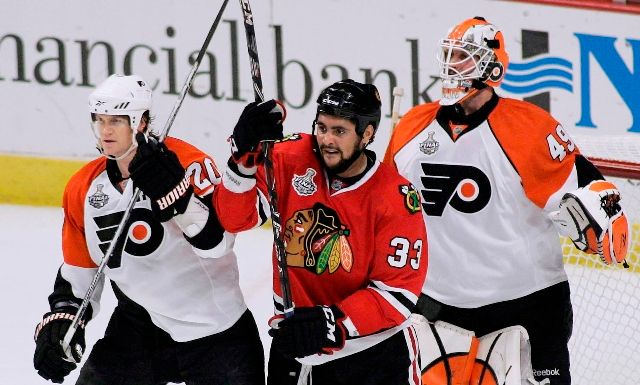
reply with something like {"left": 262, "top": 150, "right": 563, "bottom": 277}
{"left": 476, "top": 325, "right": 541, "bottom": 385}
{"left": 222, "top": 167, "right": 256, "bottom": 193}
{"left": 549, "top": 180, "right": 629, "bottom": 264}
{"left": 411, "top": 314, "right": 478, "bottom": 383}
{"left": 173, "top": 195, "right": 210, "bottom": 238}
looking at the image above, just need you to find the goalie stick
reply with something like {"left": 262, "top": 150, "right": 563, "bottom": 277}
{"left": 60, "top": 0, "right": 231, "bottom": 362}
{"left": 238, "top": 0, "right": 294, "bottom": 317}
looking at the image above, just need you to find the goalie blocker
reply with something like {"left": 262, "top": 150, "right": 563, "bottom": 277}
{"left": 549, "top": 180, "right": 630, "bottom": 266}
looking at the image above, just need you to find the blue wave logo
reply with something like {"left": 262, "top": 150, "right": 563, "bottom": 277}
{"left": 500, "top": 56, "right": 574, "bottom": 95}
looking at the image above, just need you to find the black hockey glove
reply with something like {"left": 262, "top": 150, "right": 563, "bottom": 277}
{"left": 33, "top": 310, "right": 86, "bottom": 383}
{"left": 129, "top": 133, "right": 193, "bottom": 222}
{"left": 229, "top": 99, "right": 285, "bottom": 171}
{"left": 269, "top": 305, "right": 346, "bottom": 358}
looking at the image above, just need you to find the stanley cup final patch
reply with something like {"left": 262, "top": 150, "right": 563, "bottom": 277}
{"left": 419, "top": 131, "right": 440, "bottom": 155}
{"left": 292, "top": 168, "right": 318, "bottom": 196}
{"left": 88, "top": 184, "right": 110, "bottom": 209}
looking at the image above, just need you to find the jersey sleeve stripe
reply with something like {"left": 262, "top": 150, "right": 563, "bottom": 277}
{"left": 60, "top": 263, "right": 103, "bottom": 319}
{"left": 272, "top": 293, "right": 285, "bottom": 314}
{"left": 257, "top": 189, "right": 269, "bottom": 226}
{"left": 369, "top": 281, "right": 417, "bottom": 318}
{"left": 222, "top": 167, "right": 257, "bottom": 193}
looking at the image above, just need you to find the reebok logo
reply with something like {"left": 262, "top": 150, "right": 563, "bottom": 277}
{"left": 533, "top": 368, "right": 560, "bottom": 376}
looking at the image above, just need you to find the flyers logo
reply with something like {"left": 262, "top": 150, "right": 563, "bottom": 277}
{"left": 93, "top": 207, "right": 164, "bottom": 269}
{"left": 420, "top": 163, "right": 491, "bottom": 216}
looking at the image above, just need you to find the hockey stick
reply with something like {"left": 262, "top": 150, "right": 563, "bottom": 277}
{"left": 238, "top": 0, "right": 294, "bottom": 317}
{"left": 390, "top": 86, "right": 404, "bottom": 133}
{"left": 60, "top": 0, "right": 231, "bottom": 361}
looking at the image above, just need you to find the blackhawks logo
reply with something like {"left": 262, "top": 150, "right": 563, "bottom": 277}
{"left": 400, "top": 184, "right": 421, "bottom": 214}
{"left": 283, "top": 203, "right": 353, "bottom": 274}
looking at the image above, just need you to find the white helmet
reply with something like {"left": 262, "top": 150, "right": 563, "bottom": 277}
{"left": 436, "top": 17, "right": 509, "bottom": 106}
{"left": 89, "top": 74, "right": 152, "bottom": 159}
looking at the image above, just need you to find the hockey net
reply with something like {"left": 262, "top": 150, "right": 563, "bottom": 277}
{"left": 564, "top": 134, "right": 640, "bottom": 385}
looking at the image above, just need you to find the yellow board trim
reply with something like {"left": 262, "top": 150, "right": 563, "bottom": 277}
{"left": 0, "top": 155, "right": 87, "bottom": 207}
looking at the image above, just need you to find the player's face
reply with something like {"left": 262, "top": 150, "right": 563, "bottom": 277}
{"left": 315, "top": 114, "right": 364, "bottom": 173}
{"left": 444, "top": 47, "right": 477, "bottom": 78}
{"left": 93, "top": 114, "right": 133, "bottom": 157}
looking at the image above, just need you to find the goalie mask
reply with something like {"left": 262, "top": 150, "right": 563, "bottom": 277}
{"left": 437, "top": 17, "right": 509, "bottom": 106}
{"left": 89, "top": 74, "right": 152, "bottom": 160}
{"left": 315, "top": 79, "right": 382, "bottom": 144}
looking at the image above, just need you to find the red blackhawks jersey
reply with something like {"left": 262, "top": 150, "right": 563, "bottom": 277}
{"left": 56, "top": 137, "right": 246, "bottom": 342}
{"left": 384, "top": 94, "right": 580, "bottom": 308}
{"left": 214, "top": 133, "right": 428, "bottom": 365}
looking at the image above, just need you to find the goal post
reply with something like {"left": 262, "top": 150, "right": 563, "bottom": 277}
{"left": 563, "top": 134, "right": 640, "bottom": 385}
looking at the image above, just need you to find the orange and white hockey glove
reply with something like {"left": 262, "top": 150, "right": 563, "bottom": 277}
{"left": 549, "top": 180, "right": 630, "bottom": 265}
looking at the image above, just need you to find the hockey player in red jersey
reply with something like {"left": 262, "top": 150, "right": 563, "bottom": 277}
{"left": 214, "top": 79, "right": 428, "bottom": 385}
{"left": 33, "top": 74, "right": 265, "bottom": 384}
{"left": 384, "top": 17, "right": 629, "bottom": 385}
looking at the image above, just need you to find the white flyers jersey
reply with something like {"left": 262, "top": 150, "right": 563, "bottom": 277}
{"left": 60, "top": 137, "right": 246, "bottom": 341}
{"left": 385, "top": 97, "right": 578, "bottom": 307}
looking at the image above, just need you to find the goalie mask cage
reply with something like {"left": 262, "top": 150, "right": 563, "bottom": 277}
{"left": 564, "top": 134, "right": 640, "bottom": 385}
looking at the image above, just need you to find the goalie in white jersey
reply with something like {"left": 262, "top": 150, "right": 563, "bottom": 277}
{"left": 385, "top": 17, "right": 630, "bottom": 385}
{"left": 32, "top": 74, "right": 264, "bottom": 385}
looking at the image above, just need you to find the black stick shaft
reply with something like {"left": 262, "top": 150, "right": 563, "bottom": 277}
{"left": 238, "top": 0, "right": 293, "bottom": 317}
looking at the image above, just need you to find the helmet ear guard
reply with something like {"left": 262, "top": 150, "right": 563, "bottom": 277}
{"left": 315, "top": 79, "right": 382, "bottom": 143}
{"left": 486, "top": 62, "right": 505, "bottom": 84}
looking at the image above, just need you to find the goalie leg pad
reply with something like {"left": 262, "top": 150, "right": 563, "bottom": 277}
{"left": 411, "top": 314, "right": 478, "bottom": 385}
{"left": 411, "top": 314, "right": 546, "bottom": 385}
{"left": 475, "top": 325, "right": 542, "bottom": 385}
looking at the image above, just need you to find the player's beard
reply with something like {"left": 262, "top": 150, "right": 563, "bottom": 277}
{"left": 319, "top": 138, "right": 366, "bottom": 175}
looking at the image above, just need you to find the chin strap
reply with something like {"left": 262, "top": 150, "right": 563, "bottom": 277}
{"left": 99, "top": 130, "right": 147, "bottom": 161}
{"left": 471, "top": 79, "right": 488, "bottom": 90}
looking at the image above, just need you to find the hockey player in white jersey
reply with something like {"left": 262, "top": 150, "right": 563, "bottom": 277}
{"left": 385, "top": 17, "right": 630, "bottom": 385}
{"left": 32, "top": 74, "right": 264, "bottom": 384}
